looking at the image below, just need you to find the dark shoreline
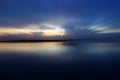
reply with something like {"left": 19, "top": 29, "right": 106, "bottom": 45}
{"left": 0, "top": 39, "right": 120, "bottom": 43}
{"left": 0, "top": 39, "right": 78, "bottom": 42}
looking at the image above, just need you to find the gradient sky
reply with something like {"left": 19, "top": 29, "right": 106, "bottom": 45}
{"left": 0, "top": 0, "right": 120, "bottom": 40}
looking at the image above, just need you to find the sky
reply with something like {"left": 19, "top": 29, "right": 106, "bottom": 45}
{"left": 0, "top": 0, "right": 120, "bottom": 40}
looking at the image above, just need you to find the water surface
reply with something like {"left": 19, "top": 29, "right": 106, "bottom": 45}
{"left": 0, "top": 42, "right": 120, "bottom": 79}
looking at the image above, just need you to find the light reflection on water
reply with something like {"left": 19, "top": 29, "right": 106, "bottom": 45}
{"left": 0, "top": 42, "right": 120, "bottom": 57}
{"left": 81, "top": 43, "right": 120, "bottom": 54}
{"left": 0, "top": 42, "right": 72, "bottom": 55}
{"left": 0, "top": 42, "right": 120, "bottom": 79}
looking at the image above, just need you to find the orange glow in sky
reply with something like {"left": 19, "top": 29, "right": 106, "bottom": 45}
{"left": 0, "top": 24, "right": 66, "bottom": 37}
{"left": 41, "top": 30, "right": 66, "bottom": 37}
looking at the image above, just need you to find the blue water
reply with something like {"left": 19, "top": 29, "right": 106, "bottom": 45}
{"left": 0, "top": 42, "right": 120, "bottom": 80}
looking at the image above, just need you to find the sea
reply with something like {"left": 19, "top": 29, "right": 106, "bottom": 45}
{"left": 0, "top": 41, "right": 120, "bottom": 80}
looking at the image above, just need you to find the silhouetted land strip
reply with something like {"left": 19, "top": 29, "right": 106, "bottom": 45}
{"left": 0, "top": 39, "right": 120, "bottom": 43}
{"left": 0, "top": 39, "right": 78, "bottom": 42}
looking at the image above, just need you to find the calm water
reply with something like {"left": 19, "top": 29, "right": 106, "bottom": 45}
{"left": 0, "top": 42, "right": 120, "bottom": 79}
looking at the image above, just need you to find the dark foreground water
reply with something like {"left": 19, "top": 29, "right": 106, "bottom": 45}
{"left": 0, "top": 42, "right": 120, "bottom": 80}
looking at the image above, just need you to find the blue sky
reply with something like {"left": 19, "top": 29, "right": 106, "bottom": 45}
{"left": 0, "top": 0, "right": 120, "bottom": 40}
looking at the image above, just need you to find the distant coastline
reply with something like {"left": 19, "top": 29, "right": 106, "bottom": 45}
{"left": 0, "top": 39, "right": 120, "bottom": 43}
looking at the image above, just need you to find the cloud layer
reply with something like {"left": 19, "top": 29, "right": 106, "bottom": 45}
{"left": 0, "top": 0, "right": 120, "bottom": 40}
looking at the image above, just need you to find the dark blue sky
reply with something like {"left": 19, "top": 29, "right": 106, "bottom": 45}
{"left": 0, "top": 0, "right": 120, "bottom": 40}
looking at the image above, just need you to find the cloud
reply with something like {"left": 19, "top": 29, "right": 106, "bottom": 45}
{"left": 88, "top": 25, "right": 108, "bottom": 31}
{"left": 0, "top": 23, "right": 66, "bottom": 39}
{"left": 98, "top": 29, "right": 120, "bottom": 34}
{"left": 0, "top": 0, "right": 120, "bottom": 39}
{"left": 0, "top": 0, "right": 120, "bottom": 27}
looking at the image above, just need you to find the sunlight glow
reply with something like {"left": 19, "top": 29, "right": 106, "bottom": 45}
{"left": 40, "top": 23, "right": 66, "bottom": 37}
{"left": 41, "top": 29, "right": 66, "bottom": 37}
{"left": 0, "top": 27, "right": 34, "bottom": 35}
{"left": 0, "top": 24, "right": 66, "bottom": 37}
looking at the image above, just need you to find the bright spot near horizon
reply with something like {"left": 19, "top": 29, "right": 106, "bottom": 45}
{"left": 0, "top": 23, "right": 66, "bottom": 37}
{"left": 41, "top": 23, "right": 66, "bottom": 37}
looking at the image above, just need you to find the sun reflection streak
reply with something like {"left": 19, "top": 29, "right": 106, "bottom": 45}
{"left": 0, "top": 42, "right": 69, "bottom": 55}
